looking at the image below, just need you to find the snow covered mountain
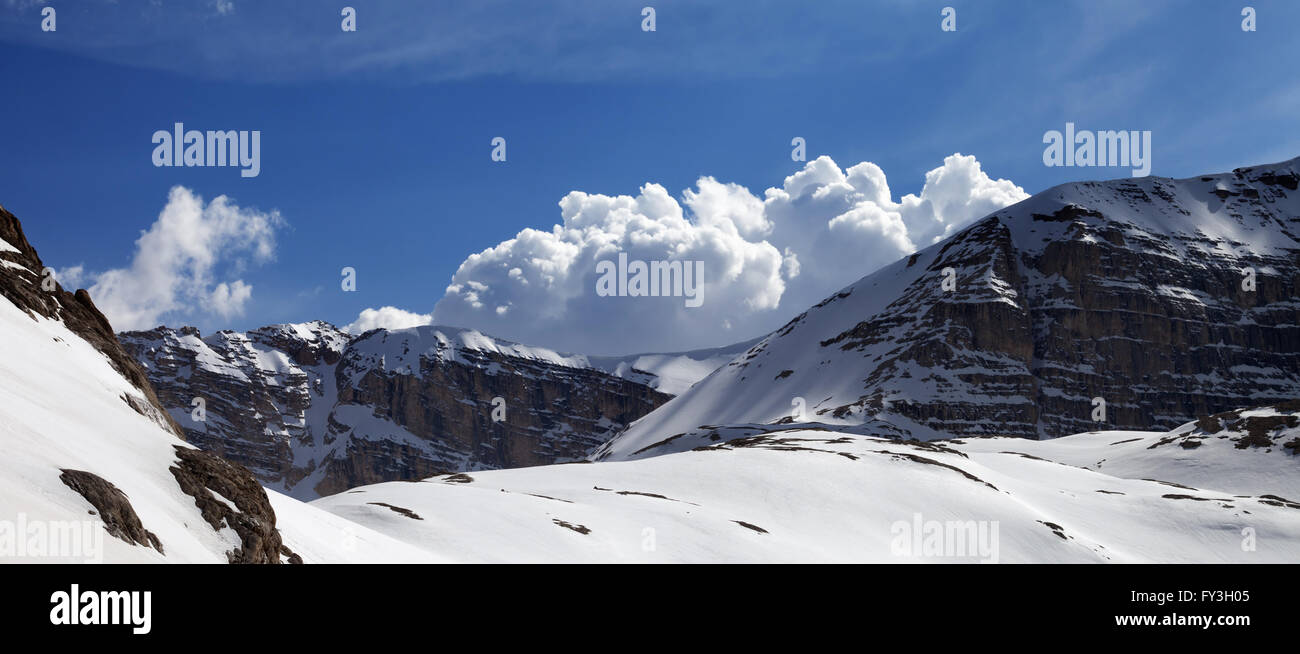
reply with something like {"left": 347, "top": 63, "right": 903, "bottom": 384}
{"left": 0, "top": 205, "right": 281, "bottom": 562}
{"left": 599, "top": 157, "right": 1300, "bottom": 458}
{"left": 120, "top": 322, "right": 676, "bottom": 499}
{"left": 0, "top": 203, "right": 450, "bottom": 563}
{"left": 6, "top": 154, "right": 1299, "bottom": 565}
{"left": 307, "top": 402, "right": 1300, "bottom": 563}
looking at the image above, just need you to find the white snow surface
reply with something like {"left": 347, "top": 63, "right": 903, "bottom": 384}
{"left": 0, "top": 294, "right": 232, "bottom": 562}
{"left": 310, "top": 421, "right": 1300, "bottom": 563}
{"left": 586, "top": 337, "right": 761, "bottom": 395}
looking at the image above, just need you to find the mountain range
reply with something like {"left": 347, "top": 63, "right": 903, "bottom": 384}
{"left": 2, "top": 156, "right": 1298, "bottom": 563}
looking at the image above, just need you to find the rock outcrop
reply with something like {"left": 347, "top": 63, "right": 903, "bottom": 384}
{"left": 59, "top": 469, "right": 164, "bottom": 553}
{"left": 169, "top": 445, "right": 293, "bottom": 564}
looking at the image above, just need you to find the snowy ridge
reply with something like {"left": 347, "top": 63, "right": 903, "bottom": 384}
{"left": 348, "top": 324, "right": 757, "bottom": 395}
{"left": 345, "top": 325, "right": 592, "bottom": 379}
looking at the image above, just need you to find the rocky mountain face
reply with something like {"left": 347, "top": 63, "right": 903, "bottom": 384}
{"left": 1, "top": 204, "right": 292, "bottom": 563}
{"left": 121, "top": 323, "right": 672, "bottom": 499}
{"left": 602, "top": 158, "right": 1300, "bottom": 457}
{"left": 119, "top": 322, "right": 348, "bottom": 496}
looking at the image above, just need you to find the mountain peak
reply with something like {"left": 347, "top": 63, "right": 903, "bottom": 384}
{"left": 601, "top": 157, "right": 1300, "bottom": 458}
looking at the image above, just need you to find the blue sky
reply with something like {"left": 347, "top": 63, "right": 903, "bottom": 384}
{"left": 1, "top": 0, "right": 1297, "bottom": 354}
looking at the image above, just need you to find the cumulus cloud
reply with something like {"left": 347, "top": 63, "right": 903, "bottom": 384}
{"left": 80, "top": 186, "right": 282, "bottom": 331}
{"left": 363, "top": 154, "right": 1024, "bottom": 354}
{"left": 344, "top": 306, "right": 434, "bottom": 334}
{"left": 424, "top": 180, "right": 786, "bottom": 355}
{"left": 764, "top": 153, "right": 1028, "bottom": 309}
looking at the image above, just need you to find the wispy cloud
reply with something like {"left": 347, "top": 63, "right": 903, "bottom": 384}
{"left": 0, "top": 1, "right": 920, "bottom": 83}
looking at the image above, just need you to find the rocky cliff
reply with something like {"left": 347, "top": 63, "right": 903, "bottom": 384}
{"left": 121, "top": 322, "right": 671, "bottom": 498}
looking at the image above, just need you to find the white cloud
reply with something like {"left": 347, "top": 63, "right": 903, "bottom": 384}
{"left": 425, "top": 180, "right": 786, "bottom": 355}
{"left": 207, "top": 280, "right": 252, "bottom": 319}
{"left": 81, "top": 186, "right": 282, "bottom": 331}
{"left": 343, "top": 306, "right": 433, "bottom": 334}
{"left": 764, "top": 153, "right": 1028, "bottom": 308}
{"left": 359, "top": 154, "right": 1025, "bottom": 354}
{"left": 51, "top": 264, "right": 85, "bottom": 291}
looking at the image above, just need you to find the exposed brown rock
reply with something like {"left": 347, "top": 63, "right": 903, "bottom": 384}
{"left": 59, "top": 469, "right": 164, "bottom": 553}
{"left": 169, "top": 445, "right": 286, "bottom": 564}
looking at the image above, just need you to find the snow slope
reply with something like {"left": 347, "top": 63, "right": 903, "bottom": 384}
{"left": 312, "top": 418, "right": 1300, "bottom": 563}
{"left": 959, "top": 401, "right": 1300, "bottom": 498}
{"left": 266, "top": 490, "right": 444, "bottom": 563}
{"left": 0, "top": 295, "right": 235, "bottom": 562}
{"left": 587, "top": 336, "right": 762, "bottom": 395}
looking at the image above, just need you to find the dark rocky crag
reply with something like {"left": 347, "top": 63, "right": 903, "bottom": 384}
{"left": 121, "top": 322, "right": 671, "bottom": 498}
{"left": 120, "top": 322, "right": 350, "bottom": 495}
